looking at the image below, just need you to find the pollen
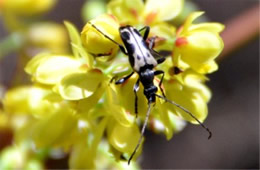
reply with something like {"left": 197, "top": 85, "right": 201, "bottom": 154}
{"left": 175, "top": 37, "right": 188, "bottom": 47}
{"left": 145, "top": 11, "right": 157, "bottom": 25}
{"left": 90, "top": 68, "right": 102, "bottom": 74}
{"left": 130, "top": 8, "right": 138, "bottom": 19}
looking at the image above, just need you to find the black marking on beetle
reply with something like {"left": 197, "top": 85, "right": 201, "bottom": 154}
{"left": 121, "top": 31, "right": 130, "bottom": 40}
{"left": 129, "top": 54, "right": 135, "bottom": 68}
{"left": 128, "top": 43, "right": 136, "bottom": 54}
{"left": 143, "top": 54, "right": 147, "bottom": 64}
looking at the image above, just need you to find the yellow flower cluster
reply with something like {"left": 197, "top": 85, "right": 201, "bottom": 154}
{"left": 1, "top": 0, "right": 57, "bottom": 16}
{"left": 1, "top": 0, "right": 224, "bottom": 169}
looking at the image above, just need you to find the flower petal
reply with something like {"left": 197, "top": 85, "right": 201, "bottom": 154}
{"left": 191, "top": 60, "right": 219, "bottom": 74}
{"left": 69, "top": 118, "right": 107, "bottom": 169}
{"left": 165, "top": 80, "right": 208, "bottom": 124}
{"left": 182, "top": 11, "right": 204, "bottom": 33}
{"left": 3, "top": 86, "right": 55, "bottom": 116}
{"left": 35, "top": 55, "right": 85, "bottom": 85}
{"left": 155, "top": 102, "right": 173, "bottom": 140}
{"left": 182, "top": 70, "right": 212, "bottom": 102}
{"left": 144, "top": 0, "right": 184, "bottom": 24}
{"left": 116, "top": 74, "right": 147, "bottom": 116}
{"left": 108, "top": 121, "right": 141, "bottom": 154}
{"left": 190, "top": 23, "right": 225, "bottom": 33}
{"left": 25, "top": 53, "right": 52, "bottom": 76}
{"left": 107, "top": 0, "right": 144, "bottom": 25}
{"left": 76, "top": 82, "right": 107, "bottom": 115}
{"left": 31, "top": 107, "right": 78, "bottom": 148}
{"left": 28, "top": 22, "right": 69, "bottom": 53}
{"left": 178, "top": 30, "right": 224, "bottom": 73}
{"left": 3, "top": 0, "right": 57, "bottom": 16}
{"left": 104, "top": 85, "right": 135, "bottom": 127}
{"left": 58, "top": 69, "right": 104, "bottom": 100}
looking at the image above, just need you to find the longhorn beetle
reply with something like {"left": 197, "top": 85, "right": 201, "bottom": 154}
{"left": 88, "top": 22, "right": 212, "bottom": 165}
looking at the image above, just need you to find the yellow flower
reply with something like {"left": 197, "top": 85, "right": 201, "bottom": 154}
{"left": 27, "top": 22, "right": 69, "bottom": 54}
{"left": 107, "top": 119, "right": 142, "bottom": 158}
{"left": 102, "top": 80, "right": 142, "bottom": 160}
{"left": 164, "top": 70, "right": 211, "bottom": 123}
{"left": 25, "top": 54, "right": 87, "bottom": 85}
{"left": 107, "top": 0, "right": 184, "bottom": 25}
{"left": 1, "top": 0, "right": 225, "bottom": 168}
{"left": 29, "top": 107, "right": 79, "bottom": 149}
{"left": 77, "top": 2, "right": 223, "bottom": 164}
{"left": 173, "top": 12, "right": 225, "bottom": 74}
{"left": 25, "top": 53, "right": 109, "bottom": 101}
{"left": 81, "top": 14, "right": 121, "bottom": 58}
{"left": 0, "top": 141, "right": 44, "bottom": 170}
{"left": 3, "top": 86, "right": 57, "bottom": 117}
{"left": 24, "top": 20, "right": 104, "bottom": 101}
{"left": 149, "top": 98, "right": 187, "bottom": 140}
{"left": 1, "top": 0, "right": 57, "bottom": 16}
{"left": 95, "top": 142, "right": 139, "bottom": 170}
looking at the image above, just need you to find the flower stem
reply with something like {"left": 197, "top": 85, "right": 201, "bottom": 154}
{"left": 0, "top": 33, "right": 24, "bottom": 60}
{"left": 219, "top": 5, "right": 259, "bottom": 59}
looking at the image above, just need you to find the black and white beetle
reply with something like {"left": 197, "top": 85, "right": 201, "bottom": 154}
{"left": 89, "top": 22, "right": 212, "bottom": 164}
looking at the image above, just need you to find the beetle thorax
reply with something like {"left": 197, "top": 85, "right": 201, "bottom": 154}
{"left": 119, "top": 26, "right": 157, "bottom": 72}
{"left": 139, "top": 68, "right": 157, "bottom": 102}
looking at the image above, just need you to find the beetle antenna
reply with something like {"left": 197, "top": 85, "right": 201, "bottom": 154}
{"left": 88, "top": 22, "right": 121, "bottom": 46}
{"left": 128, "top": 101, "right": 152, "bottom": 165}
{"left": 155, "top": 94, "right": 212, "bottom": 139}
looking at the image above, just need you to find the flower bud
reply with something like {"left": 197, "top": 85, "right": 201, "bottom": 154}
{"left": 81, "top": 14, "right": 121, "bottom": 57}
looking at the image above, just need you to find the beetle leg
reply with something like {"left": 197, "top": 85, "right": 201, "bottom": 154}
{"left": 119, "top": 45, "right": 128, "bottom": 55}
{"left": 154, "top": 70, "right": 166, "bottom": 98}
{"left": 156, "top": 57, "right": 166, "bottom": 64}
{"left": 109, "top": 76, "right": 118, "bottom": 84}
{"left": 133, "top": 78, "right": 140, "bottom": 117}
{"left": 115, "top": 72, "right": 134, "bottom": 84}
{"left": 147, "top": 37, "right": 168, "bottom": 64}
{"left": 90, "top": 52, "right": 113, "bottom": 57}
{"left": 148, "top": 36, "right": 157, "bottom": 49}
{"left": 139, "top": 26, "right": 150, "bottom": 41}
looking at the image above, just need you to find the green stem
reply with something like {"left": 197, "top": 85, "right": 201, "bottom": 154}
{"left": 0, "top": 33, "right": 25, "bottom": 60}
